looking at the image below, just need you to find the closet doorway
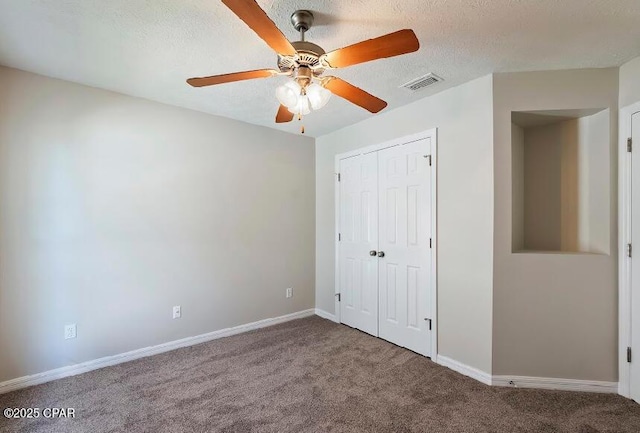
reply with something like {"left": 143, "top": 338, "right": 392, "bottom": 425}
{"left": 334, "top": 129, "right": 437, "bottom": 357}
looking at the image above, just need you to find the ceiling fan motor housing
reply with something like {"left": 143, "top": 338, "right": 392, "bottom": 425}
{"left": 278, "top": 41, "right": 326, "bottom": 76}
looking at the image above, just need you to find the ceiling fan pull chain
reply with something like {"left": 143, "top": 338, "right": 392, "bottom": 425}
{"left": 297, "top": 112, "right": 305, "bottom": 134}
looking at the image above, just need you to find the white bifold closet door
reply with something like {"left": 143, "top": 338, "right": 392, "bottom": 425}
{"left": 631, "top": 111, "right": 640, "bottom": 403}
{"left": 338, "top": 153, "right": 379, "bottom": 336}
{"left": 377, "top": 140, "right": 432, "bottom": 356}
{"left": 338, "top": 137, "right": 433, "bottom": 357}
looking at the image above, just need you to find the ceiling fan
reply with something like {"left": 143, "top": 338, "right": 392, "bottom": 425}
{"left": 187, "top": 0, "right": 420, "bottom": 131}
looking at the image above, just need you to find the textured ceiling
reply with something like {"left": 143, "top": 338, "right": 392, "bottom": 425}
{"left": 1, "top": 0, "right": 639, "bottom": 137}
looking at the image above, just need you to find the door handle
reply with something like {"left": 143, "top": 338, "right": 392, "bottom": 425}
{"left": 377, "top": 251, "right": 385, "bottom": 258}
{"left": 424, "top": 318, "right": 432, "bottom": 330}
{"left": 369, "top": 250, "right": 378, "bottom": 256}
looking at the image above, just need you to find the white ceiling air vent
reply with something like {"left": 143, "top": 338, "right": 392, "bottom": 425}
{"left": 400, "top": 73, "right": 443, "bottom": 91}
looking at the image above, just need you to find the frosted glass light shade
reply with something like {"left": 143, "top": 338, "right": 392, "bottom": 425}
{"left": 288, "top": 95, "right": 311, "bottom": 115}
{"left": 306, "top": 83, "right": 331, "bottom": 110}
{"left": 276, "top": 81, "right": 301, "bottom": 108}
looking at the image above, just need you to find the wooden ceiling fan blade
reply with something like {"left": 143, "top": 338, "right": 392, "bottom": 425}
{"left": 187, "top": 69, "right": 278, "bottom": 87}
{"left": 324, "top": 77, "right": 387, "bottom": 113}
{"left": 322, "top": 29, "right": 419, "bottom": 68}
{"left": 276, "top": 104, "right": 294, "bottom": 123}
{"left": 222, "top": 0, "right": 297, "bottom": 56}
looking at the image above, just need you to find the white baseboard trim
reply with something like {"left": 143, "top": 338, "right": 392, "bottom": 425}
{"left": 0, "top": 309, "right": 315, "bottom": 395}
{"left": 492, "top": 375, "right": 618, "bottom": 394}
{"left": 436, "top": 356, "right": 618, "bottom": 393}
{"left": 436, "top": 355, "right": 492, "bottom": 385}
{"left": 315, "top": 308, "right": 338, "bottom": 323}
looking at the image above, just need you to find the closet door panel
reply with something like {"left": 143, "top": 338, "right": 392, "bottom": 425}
{"left": 377, "top": 139, "right": 432, "bottom": 356}
{"left": 338, "top": 153, "right": 379, "bottom": 336}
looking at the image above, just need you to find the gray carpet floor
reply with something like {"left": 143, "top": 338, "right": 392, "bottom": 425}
{"left": 1, "top": 316, "right": 640, "bottom": 433}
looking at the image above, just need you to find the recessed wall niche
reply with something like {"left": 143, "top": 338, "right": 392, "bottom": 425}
{"left": 511, "top": 109, "right": 610, "bottom": 254}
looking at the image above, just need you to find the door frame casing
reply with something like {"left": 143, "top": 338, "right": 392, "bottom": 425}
{"left": 334, "top": 128, "right": 438, "bottom": 359}
{"left": 620, "top": 102, "right": 640, "bottom": 398}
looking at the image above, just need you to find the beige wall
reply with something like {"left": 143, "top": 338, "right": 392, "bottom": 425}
{"left": 492, "top": 69, "right": 619, "bottom": 381}
{"left": 316, "top": 76, "right": 495, "bottom": 373}
{"left": 511, "top": 124, "right": 525, "bottom": 252}
{"left": 522, "top": 122, "right": 564, "bottom": 251}
{"left": 580, "top": 110, "right": 611, "bottom": 254}
{"left": 0, "top": 67, "right": 315, "bottom": 382}
{"left": 620, "top": 56, "right": 640, "bottom": 108}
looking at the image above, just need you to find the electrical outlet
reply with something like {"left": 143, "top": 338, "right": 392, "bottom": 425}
{"left": 173, "top": 305, "right": 181, "bottom": 319}
{"left": 286, "top": 288, "right": 293, "bottom": 298}
{"left": 64, "top": 324, "right": 77, "bottom": 340}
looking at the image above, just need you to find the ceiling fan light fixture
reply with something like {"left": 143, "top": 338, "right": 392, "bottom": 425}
{"left": 306, "top": 83, "right": 331, "bottom": 110}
